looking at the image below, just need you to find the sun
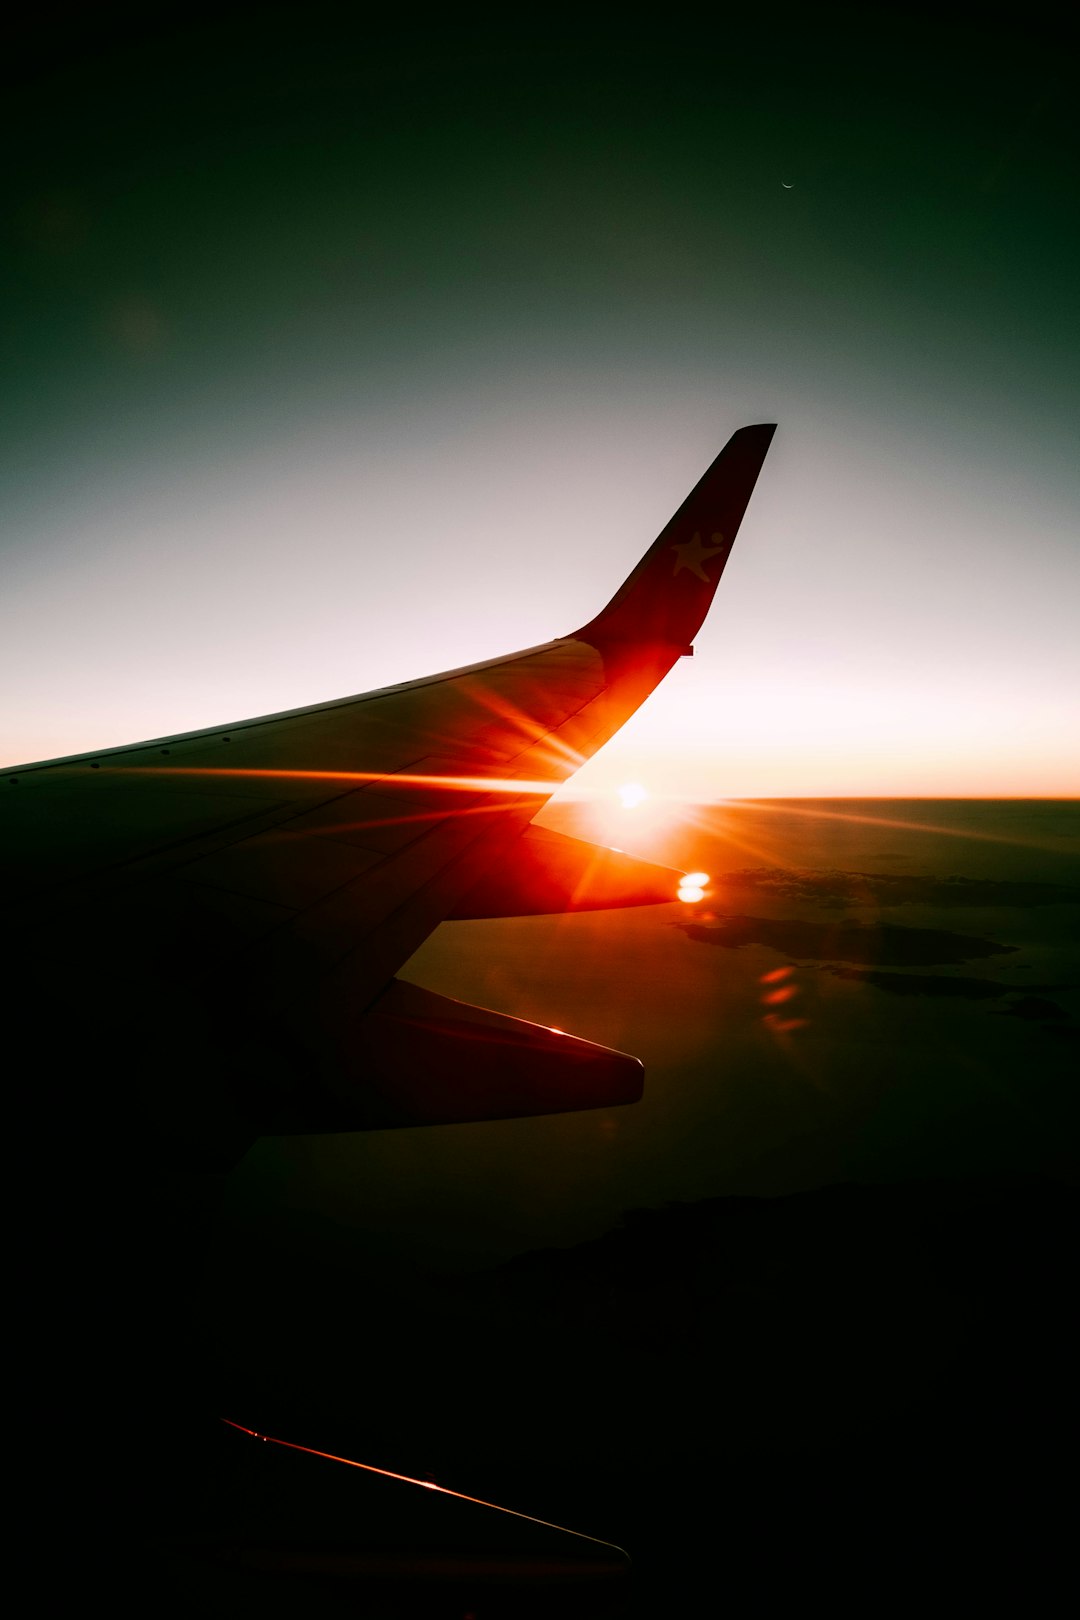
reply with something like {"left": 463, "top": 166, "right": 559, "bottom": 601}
{"left": 573, "top": 777, "right": 690, "bottom": 853}
{"left": 617, "top": 782, "right": 648, "bottom": 810}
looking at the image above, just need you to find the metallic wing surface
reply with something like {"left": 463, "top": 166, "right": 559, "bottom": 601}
{"left": 3, "top": 424, "right": 775, "bottom": 1158}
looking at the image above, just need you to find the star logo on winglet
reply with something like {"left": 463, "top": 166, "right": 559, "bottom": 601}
{"left": 671, "top": 530, "right": 729, "bottom": 582}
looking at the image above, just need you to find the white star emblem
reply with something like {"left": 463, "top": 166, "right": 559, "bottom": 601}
{"left": 671, "top": 530, "right": 728, "bottom": 582}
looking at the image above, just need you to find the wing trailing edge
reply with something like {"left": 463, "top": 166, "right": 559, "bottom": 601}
{"left": 449, "top": 823, "right": 687, "bottom": 918}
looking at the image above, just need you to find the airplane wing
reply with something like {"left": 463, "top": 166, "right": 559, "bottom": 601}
{"left": 3, "top": 424, "right": 775, "bottom": 1159}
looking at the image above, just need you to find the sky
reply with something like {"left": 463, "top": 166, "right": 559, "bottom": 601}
{"left": 3, "top": 6, "right": 1077, "bottom": 795}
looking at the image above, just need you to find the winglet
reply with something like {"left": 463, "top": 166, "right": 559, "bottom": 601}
{"left": 571, "top": 424, "right": 776, "bottom": 649}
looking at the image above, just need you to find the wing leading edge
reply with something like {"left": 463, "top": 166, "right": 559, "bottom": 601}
{"left": 4, "top": 425, "right": 775, "bottom": 1155}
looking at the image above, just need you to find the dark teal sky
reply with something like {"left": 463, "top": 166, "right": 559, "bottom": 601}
{"left": 4, "top": 8, "right": 1077, "bottom": 790}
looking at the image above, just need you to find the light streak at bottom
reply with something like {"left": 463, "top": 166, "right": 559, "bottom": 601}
{"left": 220, "top": 1418, "right": 627, "bottom": 1556}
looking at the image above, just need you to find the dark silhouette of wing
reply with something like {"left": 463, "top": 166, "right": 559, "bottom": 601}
{"left": 3, "top": 424, "right": 775, "bottom": 1152}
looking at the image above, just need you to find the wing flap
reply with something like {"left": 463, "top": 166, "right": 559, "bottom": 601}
{"left": 245, "top": 978, "right": 643, "bottom": 1133}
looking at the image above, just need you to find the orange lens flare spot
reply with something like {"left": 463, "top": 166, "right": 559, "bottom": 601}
{"left": 617, "top": 782, "right": 648, "bottom": 809}
{"left": 763, "top": 985, "right": 799, "bottom": 1005}
{"left": 763, "top": 1014, "right": 810, "bottom": 1034}
{"left": 760, "top": 966, "right": 795, "bottom": 983}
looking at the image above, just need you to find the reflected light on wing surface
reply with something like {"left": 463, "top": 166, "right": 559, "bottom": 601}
{"left": 120, "top": 764, "right": 560, "bottom": 795}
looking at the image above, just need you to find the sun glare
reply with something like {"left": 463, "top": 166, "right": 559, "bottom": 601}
{"left": 618, "top": 782, "right": 648, "bottom": 809}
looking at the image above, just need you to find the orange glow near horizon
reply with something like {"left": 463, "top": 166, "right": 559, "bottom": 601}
{"left": 13, "top": 762, "right": 1073, "bottom": 863}
{"left": 725, "top": 797, "right": 1072, "bottom": 850}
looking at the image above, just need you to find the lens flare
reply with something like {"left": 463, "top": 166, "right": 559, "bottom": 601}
{"left": 677, "top": 869, "right": 709, "bottom": 902}
{"left": 617, "top": 782, "right": 648, "bottom": 809}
